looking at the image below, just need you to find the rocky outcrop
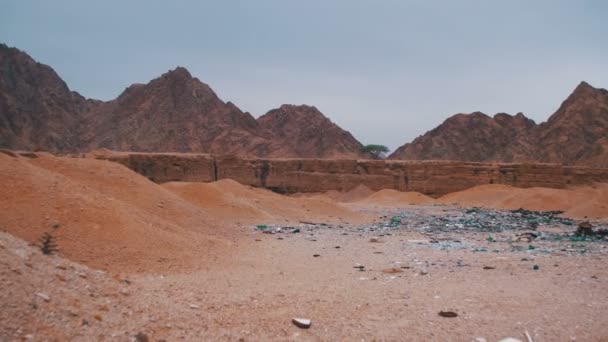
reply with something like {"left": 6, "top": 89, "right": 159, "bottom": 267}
{"left": 0, "top": 44, "right": 367, "bottom": 159}
{"left": 98, "top": 152, "right": 608, "bottom": 197}
{"left": 390, "top": 82, "right": 608, "bottom": 167}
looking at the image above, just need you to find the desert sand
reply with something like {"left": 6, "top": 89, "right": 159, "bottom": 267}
{"left": 1, "top": 153, "right": 608, "bottom": 341}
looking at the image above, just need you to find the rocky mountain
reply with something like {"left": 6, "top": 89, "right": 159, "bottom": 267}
{"left": 257, "top": 104, "right": 367, "bottom": 159}
{"left": 389, "top": 111, "right": 537, "bottom": 162}
{"left": 0, "top": 44, "right": 368, "bottom": 159}
{"left": 390, "top": 81, "right": 608, "bottom": 167}
{"left": 0, "top": 43, "right": 97, "bottom": 152}
{"left": 83, "top": 67, "right": 275, "bottom": 155}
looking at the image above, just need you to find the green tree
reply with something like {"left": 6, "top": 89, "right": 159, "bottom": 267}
{"left": 361, "top": 144, "right": 390, "bottom": 159}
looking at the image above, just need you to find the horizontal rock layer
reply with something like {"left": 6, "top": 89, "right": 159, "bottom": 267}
{"left": 98, "top": 153, "right": 608, "bottom": 197}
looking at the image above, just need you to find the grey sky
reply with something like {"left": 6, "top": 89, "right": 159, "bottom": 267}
{"left": 2, "top": 1, "right": 607, "bottom": 151}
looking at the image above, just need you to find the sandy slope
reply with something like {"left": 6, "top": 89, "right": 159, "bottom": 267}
{"left": 0, "top": 153, "right": 234, "bottom": 273}
{"left": 163, "top": 180, "right": 370, "bottom": 226}
{"left": 354, "top": 189, "right": 436, "bottom": 207}
{"left": 0, "top": 153, "right": 370, "bottom": 273}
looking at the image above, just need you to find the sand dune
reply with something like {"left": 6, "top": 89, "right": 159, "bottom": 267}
{"left": 354, "top": 189, "right": 436, "bottom": 207}
{"left": 437, "top": 183, "right": 608, "bottom": 219}
{"left": 0, "top": 153, "right": 232, "bottom": 273}
{"left": 0, "top": 153, "right": 370, "bottom": 273}
{"left": 163, "top": 179, "right": 370, "bottom": 225}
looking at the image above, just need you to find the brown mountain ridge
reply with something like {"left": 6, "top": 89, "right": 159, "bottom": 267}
{"left": 389, "top": 81, "right": 608, "bottom": 167}
{"left": 1, "top": 43, "right": 607, "bottom": 166}
{"left": 0, "top": 43, "right": 368, "bottom": 159}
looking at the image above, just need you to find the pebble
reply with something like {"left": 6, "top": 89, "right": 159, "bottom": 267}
{"left": 292, "top": 318, "right": 311, "bottom": 329}
{"left": 189, "top": 304, "right": 200, "bottom": 309}
{"left": 35, "top": 292, "right": 50, "bottom": 302}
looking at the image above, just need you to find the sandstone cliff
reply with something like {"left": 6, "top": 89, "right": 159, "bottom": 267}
{"left": 95, "top": 152, "right": 608, "bottom": 197}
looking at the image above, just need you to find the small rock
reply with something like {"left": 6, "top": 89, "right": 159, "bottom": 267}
{"left": 497, "top": 338, "right": 523, "bottom": 342}
{"left": 369, "top": 238, "right": 381, "bottom": 243}
{"left": 576, "top": 221, "right": 593, "bottom": 236}
{"left": 189, "top": 304, "right": 200, "bottom": 309}
{"left": 382, "top": 268, "right": 403, "bottom": 274}
{"left": 533, "top": 265, "right": 540, "bottom": 270}
{"left": 438, "top": 311, "right": 458, "bottom": 318}
{"left": 134, "top": 332, "right": 149, "bottom": 342}
{"left": 35, "top": 292, "right": 50, "bottom": 302}
{"left": 292, "top": 318, "right": 311, "bottom": 329}
{"left": 313, "top": 254, "right": 320, "bottom": 257}
{"left": 483, "top": 266, "right": 495, "bottom": 270}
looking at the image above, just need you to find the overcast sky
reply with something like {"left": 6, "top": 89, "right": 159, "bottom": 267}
{"left": 2, "top": 1, "right": 607, "bottom": 151}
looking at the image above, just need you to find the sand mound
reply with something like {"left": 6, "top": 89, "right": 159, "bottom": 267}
{"left": 163, "top": 179, "right": 371, "bottom": 225}
{"left": 355, "top": 189, "right": 436, "bottom": 207}
{"left": 320, "top": 185, "right": 376, "bottom": 203}
{"left": 438, "top": 183, "right": 608, "bottom": 219}
{"left": 0, "top": 153, "right": 230, "bottom": 273}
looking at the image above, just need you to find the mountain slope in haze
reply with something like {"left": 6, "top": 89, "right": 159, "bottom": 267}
{"left": 534, "top": 81, "right": 608, "bottom": 166}
{"left": 0, "top": 43, "right": 97, "bottom": 152}
{"left": 257, "top": 104, "right": 368, "bottom": 159}
{"left": 389, "top": 111, "right": 537, "bottom": 162}
{"left": 0, "top": 44, "right": 367, "bottom": 159}
{"left": 84, "top": 67, "right": 275, "bottom": 156}
{"left": 390, "top": 81, "right": 608, "bottom": 167}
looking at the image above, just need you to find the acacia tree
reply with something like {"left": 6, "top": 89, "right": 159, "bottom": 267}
{"left": 361, "top": 144, "right": 390, "bottom": 159}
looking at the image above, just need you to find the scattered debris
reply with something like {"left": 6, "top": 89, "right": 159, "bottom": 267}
{"left": 369, "top": 238, "right": 381, "bottom": 243}
{"left": 483, "top": 266, "right": 495, "bottom": 270}
{"left": 516, "top": 232, "right": 538, "bottom": 242}
{"left": 438, "top": 311, "right": 458, "bottom": 318}
{"left": 313, "top": 254, "right": 320, "bottom": 257}
{"left": 292, "top": 318, "right": 311, "bottom": 329}
{"left": 353, "top": 264, "right": 365, "bottom": 271}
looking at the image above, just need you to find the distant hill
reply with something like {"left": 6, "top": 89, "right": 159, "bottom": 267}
{"left": 390, "top": 81, "right": 608, "bottom": 167}
{"left": 0, "top": 43, "right": 369, "bottom": 159}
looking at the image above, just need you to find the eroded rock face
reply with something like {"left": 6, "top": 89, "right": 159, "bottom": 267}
{"left": 390, "top": 82, "right": 608, "bottom": 167}
{"left": 0, "top": 45, "right": 366, "bottom": 159}
{"left": 100, "top": 152, "right": 608, "bottom": 197}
